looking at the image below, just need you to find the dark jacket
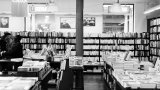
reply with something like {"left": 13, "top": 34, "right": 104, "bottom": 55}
{"left": 0, "top": 32, "right": 11, "bottom": 51}
{"left": 2, "top": 42, "right": 23, "bottom": 59}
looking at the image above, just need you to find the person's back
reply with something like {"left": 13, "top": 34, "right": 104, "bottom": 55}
{"left": 0, "top": 32, "right": 11, "bottom": 51}
{"left": 11, "top": 35, "right": 23, "bottom": 58}
{"left": 1, "top": 35, "right": 23, "bottom": 59}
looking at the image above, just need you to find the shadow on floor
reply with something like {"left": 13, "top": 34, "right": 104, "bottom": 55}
{"left": 48, "top": 74, "right": 109, "bottom": 90}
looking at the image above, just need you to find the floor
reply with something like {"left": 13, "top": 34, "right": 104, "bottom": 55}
{"left": 48, "top": 74, "right": 109, "bottom": 90}
{"left": 84, "top": 74, "right": 109, "bottom": 90}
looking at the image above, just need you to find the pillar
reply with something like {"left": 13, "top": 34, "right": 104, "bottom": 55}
{"left": 76, "top": 0, "right": 84, "bottom": 56}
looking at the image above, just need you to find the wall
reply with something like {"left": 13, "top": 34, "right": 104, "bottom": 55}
{"left": 0, "top": 15, "right": 24, "bottom": 32}
{"left": 0, "top": 0, "right": 152, "bottom": 33}
{"left": 134, "top": 3, "right": 147, "bottom": 33}
{"left": 0, "top": 0, "right": 24, "bottom": 32}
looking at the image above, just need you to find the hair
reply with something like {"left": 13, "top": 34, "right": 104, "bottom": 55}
{"left": 15, "top": 35, "right": 22, "bottom": 42}
{"left": 1, "top": 32, "right": 11, "bottom": 40}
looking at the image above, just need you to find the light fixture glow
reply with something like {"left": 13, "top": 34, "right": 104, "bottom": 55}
{"left": 109, "top": 3, "right": 122, "bottom": 13}
{"left": 144, "top": 4, "right": 160, "bottom": 14}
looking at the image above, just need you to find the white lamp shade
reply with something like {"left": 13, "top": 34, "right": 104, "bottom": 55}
{"left": 11, "top": 0, "right": 28, "bottom": 17}
{"left": 108, "top": 4, "right": 130, "bottom": 14}
{"left": 109, "top": 3, "right": 122, "bottom": 13}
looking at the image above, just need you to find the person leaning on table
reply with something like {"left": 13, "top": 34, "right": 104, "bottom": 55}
{"left": 0, "top": 32, "right": 11, "bottom": 52}
{"left": 0, "top": 35, "right": 23, "bottom": 71}
{"left": 0, "top": 35, "right": 23, "bottom": 59}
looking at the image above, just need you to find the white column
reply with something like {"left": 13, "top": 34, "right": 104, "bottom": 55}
{"left": 124, "top": 15, "right": 128, "bottom": 33}
{"left": 31, "top": 14, "right": 35, "bottom": 31}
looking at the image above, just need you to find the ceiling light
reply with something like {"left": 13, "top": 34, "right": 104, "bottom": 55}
{"left": 144, "top": 4, "right": 160, "bottom": 14}
{"left": 109, "top": 0, "right": 122, "bottom": 13}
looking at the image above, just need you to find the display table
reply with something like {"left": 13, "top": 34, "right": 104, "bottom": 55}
{"left": 0, "top": 76, "right": 40, "bottom": 90}
{"left": 103, "top": 61, "right": 160, "bottom": 90}
{"left": 0, "top": 58, "right": 23, "bottom": 71}
{"left": 17, "top": 68, "right": 52, "bottom": 90}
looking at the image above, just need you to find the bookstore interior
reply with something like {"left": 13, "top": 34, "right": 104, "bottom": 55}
{"left": 1, "top": 0, "right": 160, "bottom": 90}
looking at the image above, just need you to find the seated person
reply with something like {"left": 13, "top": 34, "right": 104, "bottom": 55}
{"left": 1, "top": 35, "right": 23, "bottom": 59}
{"left": 0, "top": 32, "right": 11, "bottom": 52}
{"left": 0, "top": 35, "right": 23, "bottom": 71}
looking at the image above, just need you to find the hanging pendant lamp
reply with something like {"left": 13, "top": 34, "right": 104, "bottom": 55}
{"left": 109, "top": 0, "right": 122, "bottom": 13}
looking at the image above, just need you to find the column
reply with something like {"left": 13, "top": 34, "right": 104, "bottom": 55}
{"left": 76, "top": 0, "right": 84, "bottom": 56}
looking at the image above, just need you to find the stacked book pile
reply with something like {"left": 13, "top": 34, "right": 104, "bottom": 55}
{"left": 69, "top": 56, "right": 83, "bottom": 67}
{"left": 18, "top": 61, "right": 49, "bottom": 72}
{"left": 17, "top": 61, "right": 50, "bottom": 80}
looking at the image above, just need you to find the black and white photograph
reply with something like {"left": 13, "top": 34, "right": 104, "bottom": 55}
{"left": 0, "top": 17, "right": 9, "bottom": 28}
{"left": 60, "top": 17, "right": 75, "bottom": 29}
{"left": 83, "top": 17, "right": 95, "bottom": 26}
{"left": 0, "top": 0, "right": 157, "bottom": 90}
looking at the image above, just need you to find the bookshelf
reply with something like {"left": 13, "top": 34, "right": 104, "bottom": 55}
{"left": 134, "top": 32, "right": 150, "bottom": 61}
{"left": 0, "top": 31, "right": 150, "bottom": 62}
{"left": 148, "top": 17, "right": 160, "bottom": 62}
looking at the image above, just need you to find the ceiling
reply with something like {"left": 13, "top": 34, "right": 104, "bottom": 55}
{"left": 0, "top": 0, "right": 153, "bottom": 3}
{"left": 103, "top": 0, "right": 153, "bottom": 3}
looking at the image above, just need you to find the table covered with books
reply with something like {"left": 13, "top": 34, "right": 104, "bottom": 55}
{"left": 102, "top": 51, "right": 160, "bottom": 90}
{"left": 0, "top": 76, "right": 40, "bottom": 90}
{"left": 0, "top": 57, "right": 52, "bottom": 90}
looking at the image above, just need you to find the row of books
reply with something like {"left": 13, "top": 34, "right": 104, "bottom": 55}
{"left": 83, "top": 57, "right": 100, "bottom": 63}
{"left": 65, "top": 39, "right": 76, "bottom": 43}
{"left": 135, "top": 39, "right": 149, "bottom": 44}
{"left": 139, "top": 57, "right": 149, "bottom": 61}
{"left": 150, "top": 48, "right": 157, "bottom": 55}
{"left": 100, "top": 45, "right": 134, "bottom": 50}
{"left": 0, "top": 31, "right": 149, "bottom": 38}
{"left": 101, "top": 39, "right": 116, "bottom": 44}
{"left": 150, "top": 18, "right": 160, "bottom": 26}
{"left": 117, "top": 40, "right": 134, "bottom": 44}
{"left": 22, "top": 38, "right": 65, "bottom": 44}
{"left": 150, "top": 34, "right": 157, "bottom": 40}
{"left": 150, "top": 41, "right": 157, "bottom": 47}
{"left": 150, "top": 27, "right": 157, "bottom": 33}
{"left": 84, "top": 51, "right": 99, "bottom": 55}
{"left": 84, "top": 45, "right": 99, "bottom": 49}
{"left": 28, "top": 44, "right": 64, "bottom": 50}
{"left": 134, "top": 51, "right": 149, "bottom": 56}
{"left": 135, "top": 45, "right": 149, "bottom": 50}
{"left": 150, "top": 41, "right": 160, "bottom": 47}
{"left": 84, "top": 39, "right": 99, "bottom": 43}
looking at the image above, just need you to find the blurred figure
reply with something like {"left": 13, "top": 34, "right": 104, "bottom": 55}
{"left": 1, "top": 35, "right": 23, "bottom": 59}
{"left": 41, "top": 38, "right": 57, "bottom": 62}
{"left": 0, "top": 32, "right": 11, "bottom": 52}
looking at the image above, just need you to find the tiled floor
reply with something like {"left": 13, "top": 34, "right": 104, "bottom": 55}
{"left": 48, "top": 74, "right": 109, "bottom": 90}
{"left": 84, "top": 74, "right": 109, "bottom": 90}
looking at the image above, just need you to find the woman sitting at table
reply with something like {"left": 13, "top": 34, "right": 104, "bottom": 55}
{"left": 0, "top": 35, "right": 23, "bottom": 72}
